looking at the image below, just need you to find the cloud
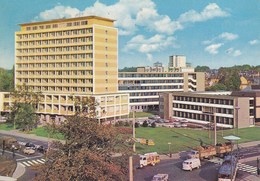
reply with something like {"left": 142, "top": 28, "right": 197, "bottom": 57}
{"left": 178, "top": 3, "right": 229, "bottom": 23}
{"left": 34, "top": 1, "right": 229, "bottom": 36}
{"left": 124, "top": 34, "right": 176, "bottom": 54}
{"left": 34, "top": 5, "right": 80, "bottom": 21}
{"left": 249, "top": 39, "right": 259, "bottom": 45}
{"left": 218, "top": 32, "right": 238, "bottom": 41}
{"left": 205, "top": 43, "right": 223, "bottom": 54}
{"left": 203, "top": 32, "right": 238, "bottom": 45}
{"left": 226, "top": 48, "right": 242, "bottom": 57}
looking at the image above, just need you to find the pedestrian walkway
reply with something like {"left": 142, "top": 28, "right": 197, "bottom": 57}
{"left": 0, "top": 130, "right": 64, "bottom": 143}
{"left": 208, "top": 158, "right": 257, "bottom": 175}
{"left": 18, "top": 158, "right": 46, "bottom": 167}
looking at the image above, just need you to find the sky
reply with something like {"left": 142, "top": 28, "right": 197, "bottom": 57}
{"left": 0, "top": 0, "right": 259, "bottom": 69}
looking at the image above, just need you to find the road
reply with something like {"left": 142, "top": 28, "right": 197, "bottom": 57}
{"left": 134, "top": 145, "right": 260, "bottom": 181}
{"left": 0, "top": 133, "right": 48, "bottom": 181}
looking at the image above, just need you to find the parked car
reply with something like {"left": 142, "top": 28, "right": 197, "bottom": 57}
{"left": 181, "top": 123, "right": 188, "bottom": 127}
{"left": 173, "top": 122, "right": 182, "bottom": 128}
{"left": 25, "top": 142, "right": 36, "bottom": 150}
{"left": 180, "top": 119, "right": 189, "bottom": 123}
{"left": 23, "top": 147, "right": 35, "bottom": 155}
{"left": 182, "top": 158, "right": 201, "bottom": 171}
{"left": 37, "top": 145, "right": 47, "bottom": 154}
{"left": 151, "top": 174, "right": 169, "bottom": 181}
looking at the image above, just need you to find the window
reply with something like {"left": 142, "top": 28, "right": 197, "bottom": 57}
{"left": 53, "top": 24, "right": 58, "bottom": 28}
{"left": 32, "top": 26, "right": 37, "bottom": 30}
{"left": 81, "top": 21, "right": 88, "bottom": 25}
{"left": 26, "top": 27, "right": 31, "bottom": 31}
{"left": 67, "top": 23, "right": 72, "bottom": 27}
{"left": 46, "top": 25, "right": 51, "bottom": 29}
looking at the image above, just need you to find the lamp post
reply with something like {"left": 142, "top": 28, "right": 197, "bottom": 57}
{"left": 133, "top": 111, "right": 136, "bottom": 152}
{"left": 223, "top": 135, "right": 240, "bottom": 180}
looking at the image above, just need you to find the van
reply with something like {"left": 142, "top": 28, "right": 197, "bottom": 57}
{"left": 182, "top": 158, "right": 201, "bottom": 171}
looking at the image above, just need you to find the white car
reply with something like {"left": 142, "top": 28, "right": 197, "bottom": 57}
{"left": 182, "top": 158, "right": 201, "bottom": 171}
{"left": 23, "top": 147, "right": 35, "bottom": 155}
{"left": 151, "top": 174, "right": 169, "bottom": 181}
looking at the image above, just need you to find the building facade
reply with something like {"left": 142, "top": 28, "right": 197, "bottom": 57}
{"left": 159, "top": 91, "right": 257, "bottom": 128}
{"left": 118, "top": 71, "right": 205, "bottom": 111}
{"left": 0, "top": 16, "right": 129, "bottom": 121}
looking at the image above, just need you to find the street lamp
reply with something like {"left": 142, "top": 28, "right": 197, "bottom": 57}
{"left": 223, "top": 135, "right": 240, "bottom": 180}
{"left": 132, "top": 111, "right": 136, "bottom": 152}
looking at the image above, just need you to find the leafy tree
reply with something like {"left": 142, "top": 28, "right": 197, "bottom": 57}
{"left": 0, "top": 67, "right": 14, "bottom": 92}
{"left": 195, "top": 66, "right": 210, "bottom": 72}
{"left": 206, "top": 83, "right": 227, "bottom": 91}
{"left": 8, "top": 84, "right": 42, "bottom": 130}
{"left": 34, "top": 98, "right": 132, "bottom": 181}
{"left": 119, "top": 67, "right": 137, "bottom": 72}
{"left": 218, "top": 68, "right": 240, "bottom": 91}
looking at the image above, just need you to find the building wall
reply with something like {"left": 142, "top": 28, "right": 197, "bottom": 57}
{"left": 9, "top": 16, "right": 129, "bottom": 120}
{"left": 93, "top": 24, "right": 118, "bottom": 94}
{"left": 236, "top": 97, "right": 252, "bottom": 128}
{"left": 169, "top": 55, "right": 186, "bottom": 68}
{"left": 118, "top": 72, "right": 205, "bottom": 111}
{"left": 15, "top": 16, "right": 118, "bottom": 95}
{"left": 159, "top": 92, "right": 255, "bottom": 128}
{"left": 1, "top": 92, "right": 129, "bottom": 120}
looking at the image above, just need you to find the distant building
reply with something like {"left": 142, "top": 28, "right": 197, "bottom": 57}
{"left": 169, "top": 55, "right": 186, "bottom": 68}
{"left": 159, "top": 90, "right": 260, "bottom": 128}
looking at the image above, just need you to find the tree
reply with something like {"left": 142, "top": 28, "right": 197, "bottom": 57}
{"left": 218, "top": 68, "right": 240, "bottom": 91}
{"left": 195, "top": 66, "right": 210, "bottom": 72}
{"left": 0, "top": 67, "right": 14, "bottom": 92}
{"left": 8, "top": 84, "right": 42, "bottom": 130}
{"left": 34, "top": 98, "right": 132, "bottom": 181}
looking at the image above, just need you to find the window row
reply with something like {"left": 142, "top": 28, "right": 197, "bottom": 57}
{"left": 17, "top": 62, "right": 92, "bottom": 69}
{"left": 16, "top": 53, "right": 93, "bottom": 61}
{"left": 16, "top": 37, "right": 93, "bottom": 47}
{"left": 17, "top": 45, "right": 93, "bottom": 54}
{"left": 25, "top": 86, "right": 93, "bottom": 93}
{"left": 16, "top": 78, "right": 93, "bottom": 84}
{"left": 16, "top": 70, "right": 93, "bottom": 76}
{"left": 119, "top": 73, "right": 183, "bottom": 78}
{"left": 174, "top": 96, "right": 234, "bottom": 105}
{"left": 25, "top": 21, "right": 89, "bottom": 31}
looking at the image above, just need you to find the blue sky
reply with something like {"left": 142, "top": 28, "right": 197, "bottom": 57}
{"left": 0, "top": 0, "right": 259, "bottom": 69}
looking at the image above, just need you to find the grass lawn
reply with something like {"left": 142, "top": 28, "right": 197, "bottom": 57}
{"left": 129, "top": 112, "right": 154, "bottom": 118}
{"left": 29, "top": 126, "right": 64, "bottom": 140}
{"left": 0, "top": 123, "right": 14, "bottom": 131}
{"left": 135, "top": 127, "right": 260, "bottom": 154}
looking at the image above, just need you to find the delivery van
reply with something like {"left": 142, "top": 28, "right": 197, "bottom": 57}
{"left": 182, "top": 158, "right": 201, "bottom": 171}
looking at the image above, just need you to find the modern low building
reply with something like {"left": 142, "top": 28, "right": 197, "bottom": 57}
{"left": 118, "top": 71, "right": 205, "bottom": 112}
{"left": 0, "top": 16, "right": 129, "bottom": 122}
{"left": 159, "top": 91, "right": 259, "bottom": 128}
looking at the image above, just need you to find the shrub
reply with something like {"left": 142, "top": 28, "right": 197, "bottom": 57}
{"left": 142, "top": 120, "right": 148, "bottom": 127}
{"left": 135, "top": 122, "right": 139, "bottom": 128}
{"left": 151, "top": 122, "right": 156, "bottom": 128}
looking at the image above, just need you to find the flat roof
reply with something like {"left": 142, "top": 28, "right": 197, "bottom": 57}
{"left": 19, "top": 16, "right": 115, "bottom": 26}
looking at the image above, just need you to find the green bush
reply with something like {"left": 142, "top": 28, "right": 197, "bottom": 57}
{"left": 151, "top": 122, "right": 156, "bottom": 128}
{"left": 142, "top": 121, "right": 148, "bottom": 127}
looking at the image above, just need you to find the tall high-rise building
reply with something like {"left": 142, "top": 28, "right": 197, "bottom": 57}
{"left": 15, "top": 16, "right": 118, "bottom": 95}
{"left": 0, "top": 16, "right": 129, "bottom": 122}
{"left": 169, "top": 55, "right": 186, "bottom": 68}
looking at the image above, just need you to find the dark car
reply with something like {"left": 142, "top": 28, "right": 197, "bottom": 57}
{"left": 25, "top": 142, "right": 36, "bottom": 150}
{"left": 37, "top": 145, "right": 47, "bottom": 154}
